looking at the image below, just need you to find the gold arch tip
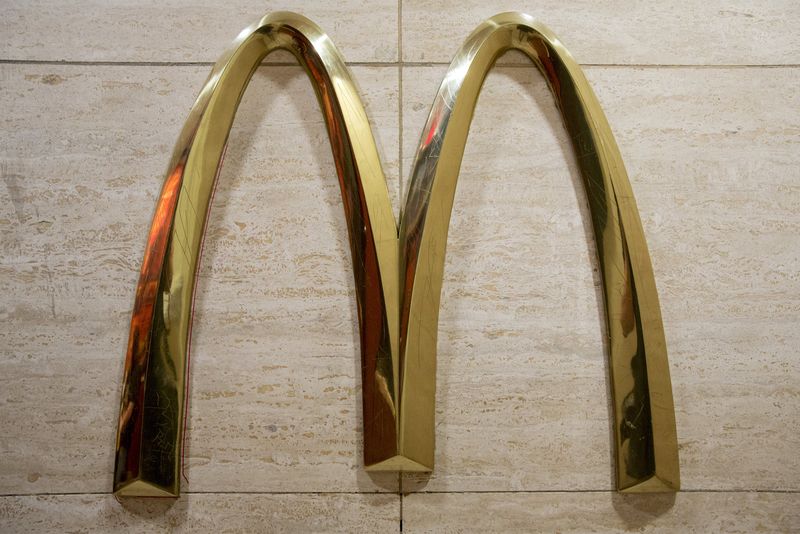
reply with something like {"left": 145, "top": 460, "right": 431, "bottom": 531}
{"left": 114, "top": 11, "right": 679, "bottom": 497}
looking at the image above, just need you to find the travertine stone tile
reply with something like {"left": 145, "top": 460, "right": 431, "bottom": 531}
{"left": 402, "top": 492, "right": 800, "bottom": 533}
{"left": 400, "top": 65, "right": 800, "bottom": 491}
{"left": 0, "top": 63, "right": 399, "bottom": 493}
{"left": 1, "top": 2, "right": 798, "bottom": 532}
{"left": 0, "top": 493, "right": 399, "bottom": 533}
{"left": 401, "top": 1, "right": 800, "bottom": 65}
{"left": 0, "top": 1, "right": 397, "bottom": 63}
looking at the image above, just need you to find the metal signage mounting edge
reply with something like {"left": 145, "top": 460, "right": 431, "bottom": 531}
{"left": 113, "top": 11, "right": 680, "bottom": 497}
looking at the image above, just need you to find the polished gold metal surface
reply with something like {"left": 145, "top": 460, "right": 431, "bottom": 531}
{"left": 113, "top": 12, "right": 400, "bottom": 497}
{"left": 115, "top": 11, "right": 679, "bottom": 497}
{"left": 400, "top": 12, "right": 680, "bottom": 492}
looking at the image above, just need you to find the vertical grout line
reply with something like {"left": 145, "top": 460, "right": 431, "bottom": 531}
{"left": 397, "top": 2, "right": 404, "bottom": 532}
{"left": 397, "top": 0, "right": 404, "bottom": 208}
{"left": 399, "top": 472, "right": 404, "bottom": 532}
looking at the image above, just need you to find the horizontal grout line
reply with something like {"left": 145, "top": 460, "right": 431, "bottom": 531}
{"left": 168, "top": 491, "right": 390, "bottom": 495}
{"left": 0, "top": 59, "right": 217, "bottom": 67}
{"left": 0, "top": 491, "right": 389, "bottom": 497}
{"left": 0, "top": 59, "right": 374, "bottom": 67}
{"left": 445, "top": 62, "right": 800, "bottom": 69}
{"left": 583, "top": 63, "right": 800, "bottom": 69}
{"left": 403, "top": 489, "right": 800, "bottom": 495}
{"left": 1, "top": 489, "right": 798, "bottom": 498}
{"left": 1, "top": 59, "right": 799, "bottom": 69}
{"left": 0, "top": 492, "right": 107, "bottom": 497}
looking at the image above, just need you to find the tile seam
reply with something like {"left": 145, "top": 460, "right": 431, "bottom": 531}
{"left": 2, "top": 59, "right": 799, "bottom": 68}
{"left": 2, "top": 489, "right": 798, "bottom": 498}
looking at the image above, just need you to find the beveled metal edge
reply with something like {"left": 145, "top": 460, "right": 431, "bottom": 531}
{"left": 399, "top": 11, "right": 680, "bottom": 491}
{"left": 113, "top": 11, "right": 400, "bottom": 497}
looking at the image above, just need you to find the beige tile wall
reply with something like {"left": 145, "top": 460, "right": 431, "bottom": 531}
{"left": 1, "top": 1, "right": 798, "bottom": 532}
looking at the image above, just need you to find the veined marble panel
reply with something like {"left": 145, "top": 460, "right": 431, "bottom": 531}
{"left": 401, "top": 1, "right": 800, "bottom": 65}
{"left": 402, "top": 492, "right": 800, "bottom": 533}
{"left": 1, "top": 2, "right": 800, "bottom": 529}
{"left": 0, "top": 1, "right": 398, "bottom": 63}
{"left": 0, "top": 63, "right": 399, "bottom": 494}
{"left": 400, "top": 65, "right": 800, "bottom": 492}
{"left": 0, "top": 493, "right": 398, "bottom": 533}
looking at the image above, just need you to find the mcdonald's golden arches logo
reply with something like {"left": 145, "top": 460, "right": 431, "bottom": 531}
{"left": 113, "top": 11, "right": 680, "bottom": 498}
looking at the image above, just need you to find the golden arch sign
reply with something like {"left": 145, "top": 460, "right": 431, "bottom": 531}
{"left": 114, "top": 11, "right": 680, "bottom": 497}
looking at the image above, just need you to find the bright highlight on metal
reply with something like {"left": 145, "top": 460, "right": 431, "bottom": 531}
{"left": 114, "top": 11, "right": 679, "bottom": 497}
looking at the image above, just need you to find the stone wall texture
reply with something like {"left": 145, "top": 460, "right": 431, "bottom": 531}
{"left": 1, "top": 1, "right": 798, "bottom": 532}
